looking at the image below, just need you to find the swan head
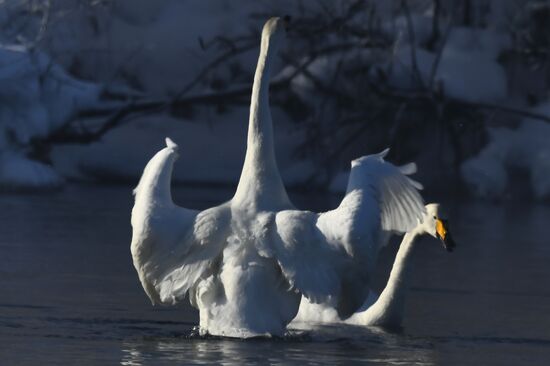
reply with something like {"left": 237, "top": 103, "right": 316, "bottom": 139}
{"left": 419, "top": 203, "right": 455, "bottom": 252}
{"left": 260, "top": 16, "right": 289, "bottom": 57}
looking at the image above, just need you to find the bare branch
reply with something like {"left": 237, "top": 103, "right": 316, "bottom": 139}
{"left": 369, "top": 82, "right": 550, "bottom": 123}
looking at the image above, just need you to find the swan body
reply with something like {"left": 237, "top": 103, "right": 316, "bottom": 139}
{"left": 130, "top": 17, "right": 425, "bottom": 338}
{"left": 292, "top": 204, "right": 454, "bottom": 328}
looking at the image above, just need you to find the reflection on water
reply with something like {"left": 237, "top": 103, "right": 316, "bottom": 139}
{"left": 119, "top": 326, "right": 437, "bottom": 366}
{"left": 1, "top": 185, "right": 550, "bottom": 365}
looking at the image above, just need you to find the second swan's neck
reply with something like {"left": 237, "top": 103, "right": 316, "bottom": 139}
{"left": 377, "top": 230, "right": 417, "bottom": 310}
{"left": 233, "top": 30, "right": 290, "bottom": 210}
{"left": 348, "top": 229, "right": 420, "bottom": 327}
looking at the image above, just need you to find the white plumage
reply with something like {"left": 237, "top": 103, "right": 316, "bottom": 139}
{"left": 292, "top": 204, "right": 454, "bottom": 328}
{"left": 130, "top": 17, "right": 425, "bottom": 338}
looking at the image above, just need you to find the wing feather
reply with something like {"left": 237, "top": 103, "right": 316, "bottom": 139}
{"left": 264, "top": 150, "right": 424, "bottom": 317}
{"left": 130, "top": 138, "right": 228, "bottom": 305}
{"left": 153, "top": 207, "right": 229, "bottom": 304}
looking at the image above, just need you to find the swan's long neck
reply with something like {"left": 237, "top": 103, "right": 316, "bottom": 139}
{"left": 350, "top": 229, "right": 420, "bottom": 327}
{"left": 233, "top": 31, "right": 290, "bottom": 210}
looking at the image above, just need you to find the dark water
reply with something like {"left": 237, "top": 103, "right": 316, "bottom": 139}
{"left": 1, "top": 185, "right": 550, "bottom": 365}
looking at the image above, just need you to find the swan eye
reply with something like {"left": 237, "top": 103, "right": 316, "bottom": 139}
{"left": 433, "top": 215, "right": 437, "bottom": 219}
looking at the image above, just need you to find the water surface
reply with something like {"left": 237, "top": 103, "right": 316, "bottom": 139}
{"left": 1, "top": 185, "right": 549, "bottom": 365}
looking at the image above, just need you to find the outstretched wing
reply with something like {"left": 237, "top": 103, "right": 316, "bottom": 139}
{"left": 321, "top": 149, "right": 425, "bottom": 259}
{"left": 130, "top": 138, "right": 228, "bottom": 305}
{"left": 266, "top": 149, "right": 424, "bottom": 317}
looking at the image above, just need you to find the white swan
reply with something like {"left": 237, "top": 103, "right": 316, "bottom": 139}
{"left": 292, "top": 203, "right": 455, "bottom": 328}
{"left": 130, "top": 17, "right": 425, "bottom": 338}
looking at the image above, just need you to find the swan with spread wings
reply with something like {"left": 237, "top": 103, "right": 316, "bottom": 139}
{"left": 130, "top": 17, "right": 425, "bottom": 338}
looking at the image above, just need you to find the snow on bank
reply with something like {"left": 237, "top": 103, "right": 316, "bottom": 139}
{"left": 387, "top": 27, "right": 509, "bottom": 103}
{"left": 2, "top": 1, "right": 547, "bottom": 197}
{"left": 461, "top": 103, "right": 550, "bottom": 200}
{"left": 0, "top": 152, "right": 63, "bottom": 190}
{"left": 0, "top": 45, "right": 100, "bottom": 189}
{"left": 1, "top": 0, "right": 317, "bottom": 191}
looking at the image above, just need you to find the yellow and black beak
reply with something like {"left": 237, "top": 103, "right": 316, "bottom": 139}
{"left": 436, "top": 219, "right": 455, "bottom": 252}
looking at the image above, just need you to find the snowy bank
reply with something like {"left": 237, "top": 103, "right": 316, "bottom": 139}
{"left": 387, "top": 27, "right": 509, "bottom": 103}
{"left": 0, "top": 45, "right": 100, "bottom": 189}
{"left": 0, "top": 152, "right": 63, "bottom": 190}
{"left": 1, "top": 0, "right": 548, "bottom": 198}
{"left": 461, "top": 103, "right": 550, "bottom": 200}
